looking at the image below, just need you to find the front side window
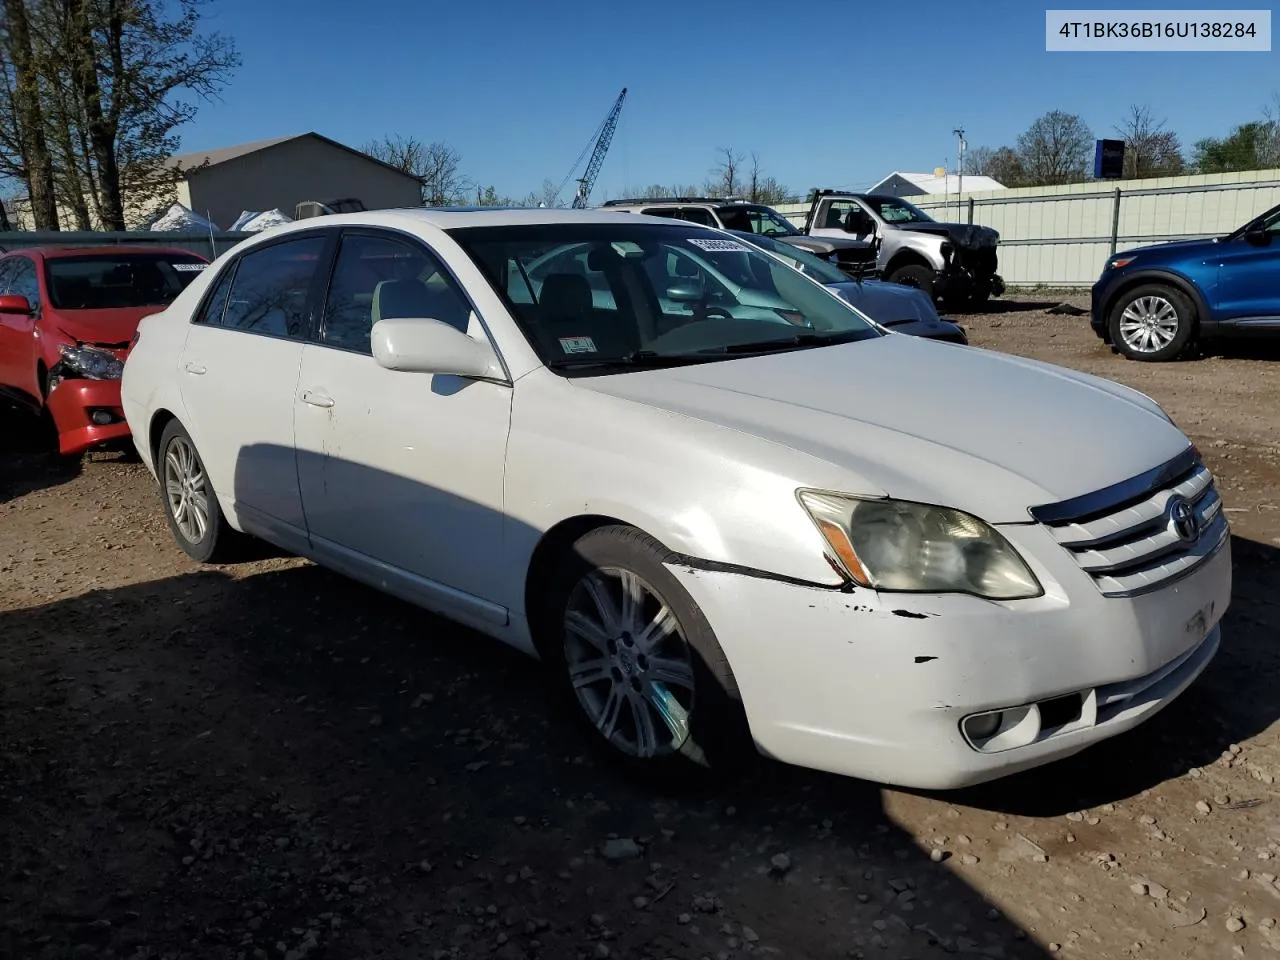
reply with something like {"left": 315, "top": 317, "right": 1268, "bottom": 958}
{"left": 320, "top": 233, "right": 471, "bottom": 354}
{"left": 44, "top": 253, "right": 207, "bottom": 310}
{"left": 862, "top": 196, "right": 934, "bottom": 224}
{"left": 220, "top": 236, "right": 327, "bottom": 338}
{"left": 0, "top": 258, "right": 19, "bottom": 296}
{"left": 8, "top": 258, "right": 39, "bottom": 307}
{"left": 451, "top": 223, "right": 879, "bottom": 375}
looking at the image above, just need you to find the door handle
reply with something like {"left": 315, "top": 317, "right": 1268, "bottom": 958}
{"left": 301, "top": 390, "right": 334, "bottom": 409}
{"left": 183, "top": 361, "right": 206, "bottom": 376}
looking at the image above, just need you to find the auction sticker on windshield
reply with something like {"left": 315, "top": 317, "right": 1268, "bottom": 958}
{"left": 173, "top": 263, "right": 208, "bottom": 272}
{"left": 688, "top": 238, "right": 749, "bottom": 253}
{"left": 559, "top": 336, "right": 597, "bottom": 354}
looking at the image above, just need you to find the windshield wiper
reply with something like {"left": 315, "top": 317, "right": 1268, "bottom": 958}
{"left": 550, "top": 349, "right": 716, "bottom": 370}
{"left": 697, "top": 330, "right": 866, "bottom": 354}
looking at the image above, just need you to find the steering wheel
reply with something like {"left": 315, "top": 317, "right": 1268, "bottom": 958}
{"left": 698, "top": 305, "right": 734, "bottom": 321}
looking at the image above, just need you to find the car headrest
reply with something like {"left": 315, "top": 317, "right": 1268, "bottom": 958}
{"left": 538, "top": 273, "right": 592, "bottom": 318}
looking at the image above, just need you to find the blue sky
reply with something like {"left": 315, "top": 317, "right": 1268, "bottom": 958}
{"left": 188, "top": 0, "right": 1278, "bottom": 200}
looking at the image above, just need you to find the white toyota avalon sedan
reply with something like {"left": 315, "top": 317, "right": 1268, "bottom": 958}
{"left": 121, "top": 209, "right": 1231, "bottom": 790}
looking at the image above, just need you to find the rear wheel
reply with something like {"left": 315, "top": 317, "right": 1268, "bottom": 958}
{"left": 157, "top": 420, "right": 243, "bottom": 563}
{"left": 540, "top": 525, "right": 753, "bottom": 780}
{"left": 886, "top": 263, "right": 936, "bottom": 299}
{"left": 1108, "top": 284, "right": 1196, "bottom": 362}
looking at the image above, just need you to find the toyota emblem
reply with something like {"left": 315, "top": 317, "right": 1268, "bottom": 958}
{"left": 1167, "top": 496, "right": 1200, "bottom": 544}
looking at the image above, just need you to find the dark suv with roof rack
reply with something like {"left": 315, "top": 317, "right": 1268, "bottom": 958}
{"left": 600, "top": 197, "right": 875, "bottom": 276}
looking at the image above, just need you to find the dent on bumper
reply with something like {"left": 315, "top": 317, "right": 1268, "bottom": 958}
{"left": 665, "top": 538, "right": 1230, "bottom": 791}
{"left": 45, "top": 379, "right": 130, "bottom": 455}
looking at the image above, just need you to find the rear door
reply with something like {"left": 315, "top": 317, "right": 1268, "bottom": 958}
{"left": 176, "top": 230, "right": 335, "bottom": 553}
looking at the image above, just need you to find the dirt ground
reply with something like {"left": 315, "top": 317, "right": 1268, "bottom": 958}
{"left": 4, "top": 293, "right": 1280, "bottom": 960}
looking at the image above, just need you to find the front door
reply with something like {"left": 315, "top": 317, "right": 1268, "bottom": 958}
{"left": 0, "top": 257, "right": 42, "bottom": 400}
{"left": 176, "top": 231, "right": 332, "bottom": 553}
{"left": 293, "top": 229, "right": 512, "bottom": 628}
{"left": 1216, "top": 208, "right": 1280, "bottom": 324}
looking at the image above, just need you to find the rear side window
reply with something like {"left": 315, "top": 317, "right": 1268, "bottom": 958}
{"left": 220, "top": 236, "right": 327, "bottom": 338}
{"left": 196, "top": 263, "right": 238, "bottom": 326}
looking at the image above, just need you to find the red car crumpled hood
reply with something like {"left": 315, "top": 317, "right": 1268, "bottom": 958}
{"left": 50, "top": 306, "right": 164, "bottom": 347}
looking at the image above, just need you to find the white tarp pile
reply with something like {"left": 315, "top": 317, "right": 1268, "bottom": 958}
{"left": 149, "top": 202, "right": 219, "bottom": 233}
{"left": 230, "top": 209, "right": 293, "bottom": 232}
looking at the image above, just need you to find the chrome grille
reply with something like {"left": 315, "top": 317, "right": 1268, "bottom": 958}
{"left": 1030, "top": 449, "right": 1230, "bottom": 598}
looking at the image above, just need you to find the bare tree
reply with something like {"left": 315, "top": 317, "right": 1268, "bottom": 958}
{"left": 364, "top": 135, "right": 469, "bottom": 206}
{"left": 708, "top": 146, "right": 743, "bottom": 197}
{"left": 1016, "top": 110, "right": 1094, "bottom": 185}
{"left": 1, "top": 0, "right": 58, "bottom": 229}
{"left": 1115, "top": 105, "right": 1185, "bottom": 179}
{"left": 964, "top": 145, "right": 1027, "bottom": 186}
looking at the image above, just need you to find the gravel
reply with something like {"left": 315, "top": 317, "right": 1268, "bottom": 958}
{"left": 4, "top": 294, "right": 1280, "bottom": 959}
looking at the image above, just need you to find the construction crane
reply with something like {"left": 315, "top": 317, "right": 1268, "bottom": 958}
{"left": 552, "top": 88, "right": 627, "bottom": 209}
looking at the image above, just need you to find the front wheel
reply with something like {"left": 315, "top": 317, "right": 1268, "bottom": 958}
{"left": 541, "top": 525, "right": 752, "bottom": 779}
{"left": 886, "top": 263, "right": 936, "bottom": 299}
{"left": 1108, "top": 284, "right": 1197, "bottom": 362}
{"left": 157, "top": 420, "right": 243, "bottom": 563}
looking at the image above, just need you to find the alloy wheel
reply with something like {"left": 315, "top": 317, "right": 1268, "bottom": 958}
{"left": 1119, "top": 295, "right": 1180, "bottom": 353}
{"left": 163, "top": 436, "right": 210, "bottom": 544}
{"left": 563, "top": 567, "right": 697, "bottom": 759}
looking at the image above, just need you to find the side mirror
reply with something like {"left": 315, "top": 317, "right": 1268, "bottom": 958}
{"left": 0, "top": 293, "right": 32, "bottom": 315}
{"left": 371, "top": 317, "right": 505, "bottom": 380}
{"left": 1244, "top": 226, "right": 1272, "bottom": 247}
{"left": 665, "top": 283, "right": 705, "bottom": 303}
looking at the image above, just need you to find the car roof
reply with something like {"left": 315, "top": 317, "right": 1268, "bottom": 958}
{"left": 2, "top": 245, "right": 208, "bottom": 261}
{"left": 247, "top": 207, "right": 698, "bottom": 238}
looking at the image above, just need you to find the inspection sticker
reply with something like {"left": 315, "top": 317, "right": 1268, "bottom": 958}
{"left": 173, "top": 263, "right": 208, "bottom": 271}
{"left": 687, "top": 238, "right": 749, "bottom": 253}
{"left": 558, "top": 336, "right": 597, "bottom": 354}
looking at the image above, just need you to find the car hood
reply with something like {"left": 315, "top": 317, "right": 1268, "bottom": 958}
{"left": 895, "top": 221, "right": 999, "bottom": 248}
{"left": 778, "top": 235, "right": 868, "bottom": 255}
{"left": 828, "top": 280, "right": 964, "bottom": 339}
{"left": 50, "top": 306, "right": 164, "bottom": 347}
{"left": 573, "top": 336, "right": 1188, "bottom": 523}
{"left": 1114, "top": 237, "right": 1220, "bottom": 260}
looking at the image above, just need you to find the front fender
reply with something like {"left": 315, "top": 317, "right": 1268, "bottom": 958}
{"left": 1098, "top": 268, "right": 1215, "bottom": 333}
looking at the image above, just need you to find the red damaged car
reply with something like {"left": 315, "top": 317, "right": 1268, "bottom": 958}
{"left": 0, "top": 246, "right": 210, "bottom": 456}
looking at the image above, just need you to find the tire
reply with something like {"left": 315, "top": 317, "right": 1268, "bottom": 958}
{"left": 886, "top": 263, "right": 936, "bottom": 299}
{"left": 538, "top": 525, "right": 754, "bottom": 781}
{"left": 1108, "top": 284, "right": 1197, "bottom": 362}
{"left": 156, "top": 420, "right": 243, "bottom": 563}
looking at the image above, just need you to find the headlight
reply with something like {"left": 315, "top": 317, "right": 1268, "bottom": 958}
{"left": 58, "top": 343, "right": 124, "bottom": 380}
{"left": 798, "top": 491, "right": 1042, "bottom": 600}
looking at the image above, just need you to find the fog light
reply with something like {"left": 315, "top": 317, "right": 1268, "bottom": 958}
{"left": 962, "top": 711, "right": 1002, "bottom": 741}
{"left": 90, "top": 409, "right": 115, "bottom": 425}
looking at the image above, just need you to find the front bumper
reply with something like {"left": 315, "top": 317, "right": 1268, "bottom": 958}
{"left": 45, "top": 378, "right": 131, "bottom": 456}
{"left": 1090, "top": 277, "right": 1112, "bottom": 340}
{"left": 666, "top": 523, "right": 1231, "bottom": 790}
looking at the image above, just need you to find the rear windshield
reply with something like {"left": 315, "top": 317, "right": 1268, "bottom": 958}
{"left": 44, "top": 253, "right": 209, "bottom": 309}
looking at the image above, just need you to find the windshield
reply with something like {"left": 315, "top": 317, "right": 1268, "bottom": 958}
{"left": 736, "top": 233, "right": 849, "bottom": 285}
{"left": 861, "top": 196, "right": 935, "bottom": 224}
{"left": 714, "top": 204, "right": 800, "bottom": 237}
{"left": 450, "top": 223, "right": 879, "bottom": 374}
{"left": 45, "top": 253, "right": 208, "bottom": 309}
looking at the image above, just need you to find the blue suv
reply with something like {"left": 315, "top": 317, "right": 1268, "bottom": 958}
{"left": 1091, "top": 203, "right": 1280, "bottom": 361}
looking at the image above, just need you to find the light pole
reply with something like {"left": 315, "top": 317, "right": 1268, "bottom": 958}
{"left": 953, "top": 126, "right": 966, "bottom": 220}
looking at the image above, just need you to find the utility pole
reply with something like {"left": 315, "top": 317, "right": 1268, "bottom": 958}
{"left": 953, "top": 126, "right": 966, "bottom": 221}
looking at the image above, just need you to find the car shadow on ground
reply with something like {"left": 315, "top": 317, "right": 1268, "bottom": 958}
{"left": 1, "top": 564, "right": 1054, "bottom": 960}
{"left": 0, "top": 444, "right": 1060, "bottom": 959}
{"left": 0, "top": 406, "right": 82, "bottom": 504}
{"left": 946, "top": 298, "right": 1065, "bottom": 317}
